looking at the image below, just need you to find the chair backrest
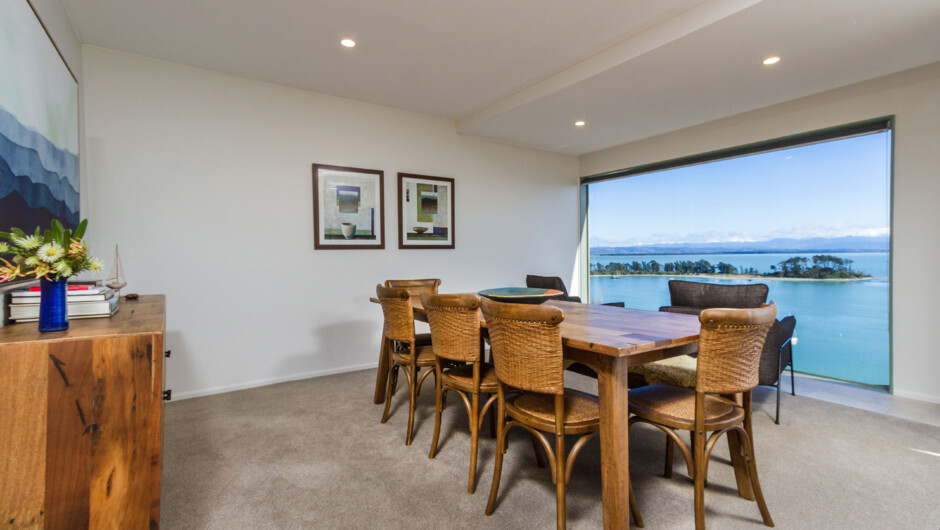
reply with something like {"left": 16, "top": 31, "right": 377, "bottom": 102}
{"left": 376, "top": 284, "right": 415, "bottom": 343}
{"left": 525, "top": 275, "right": 570, "bottom": 297}
{"left": 422, "top": 293, "right": 483, "bottom": 363}
{"left": 695, "top": 303, "right": 777, "bottom": 394}
{"left": 384, "top": 279, "right": 441, "bottom": 298}
{"left": 758, "top": 315, "right": 797, "bottom": 385}
{"left": 481, "top": 298, "right": 565, "bottom": 395}
{"left": 667, "top": 280, "right": 768, "bottom": 310}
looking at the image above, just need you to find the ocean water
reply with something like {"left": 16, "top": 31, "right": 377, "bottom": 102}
{"left": 589, "top": 252, "right": 890, "bottom": 386}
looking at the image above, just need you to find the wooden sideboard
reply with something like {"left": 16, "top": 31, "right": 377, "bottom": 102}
{"left": 0, "top": 295, "right": 166, "bottom": 529}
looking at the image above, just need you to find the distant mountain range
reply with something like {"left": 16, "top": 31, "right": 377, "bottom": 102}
{"left": 590, "top": 236, "right": 889, "bottom": 255}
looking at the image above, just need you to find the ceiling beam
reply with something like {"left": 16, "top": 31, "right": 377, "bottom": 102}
{"left": 456, "top": 0, "right": 763, "bottom": 133}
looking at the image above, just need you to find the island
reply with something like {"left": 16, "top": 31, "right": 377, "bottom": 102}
{"left": 591, "top": 255, "right": 870, "bottom": 279}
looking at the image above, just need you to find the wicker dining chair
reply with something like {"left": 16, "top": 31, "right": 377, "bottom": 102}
{"left": 628, "top": 303, "right": 777, "bottom": 530}
{"left": 422, "top": 293, "right": 497, "bottom": 494}
{"left": 384, "top": 278, "right": 442, "bottom": 346}
{"left": 481, "top": 298, "right": 641, "bottom": 530}
{"left": 376, "top": 284, "right": 437, "bottom": 445}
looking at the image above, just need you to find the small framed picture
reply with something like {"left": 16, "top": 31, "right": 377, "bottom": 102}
{"left": 398, "top": 173, "right": 455, "bottom": 249}
{"left": 312, "top": 164, "right": 385, "bottom": 249}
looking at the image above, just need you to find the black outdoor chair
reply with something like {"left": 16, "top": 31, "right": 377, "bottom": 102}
{"left": 633, "top": 280, "right": 798, "bottom": 424}
{"left": 525, "top": 274, "right": 625, "bottom": 306}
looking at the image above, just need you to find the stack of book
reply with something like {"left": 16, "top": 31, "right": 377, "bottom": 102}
{"left": 7, "top": 282, "right": 118, "bottom": 323}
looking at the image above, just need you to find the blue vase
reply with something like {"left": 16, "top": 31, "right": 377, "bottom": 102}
{"left": 38, "top": 276, "right": 69, "bottom": 332}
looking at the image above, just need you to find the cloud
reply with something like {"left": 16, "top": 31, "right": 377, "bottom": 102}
{"left": 590, "top": 224, "right": 889, "bottom": 246}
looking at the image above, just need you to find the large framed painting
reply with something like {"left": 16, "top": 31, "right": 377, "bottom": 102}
{"left": 312, "top": 164, "right": 385, "bottom": 250}
{"left": 0, "top": 1, "right": 80, "bottom": 237}
{"left": 398, "top": 173, "right": 454, "bottom": 249}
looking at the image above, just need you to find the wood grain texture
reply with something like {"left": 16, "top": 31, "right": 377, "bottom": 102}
{"left": 595, "top": 355, "right": 632, "bottom": 529}
{"left": 0, "top": 344, "right": 48, "bottom": 529}
{"left": 44, "top": 341, "right": 94, "bottom": 529}
{"left": 0, "top": 295, "right": 166, "bottom": 530}
{"left": 373, "top": 297, "right": 701, "bottom": 357}
{"left": 90, "top": 335, "right": 154, "bottom": 529}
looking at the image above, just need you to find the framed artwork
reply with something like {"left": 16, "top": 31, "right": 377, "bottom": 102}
{"left": 1, "top": 1, "right": 80, "bottom": 236}
{"left": 312, "top": 164, "right": 385, "bottom": 249}
{"left": 398, "top": 173, "right": 454, "bottom": 249}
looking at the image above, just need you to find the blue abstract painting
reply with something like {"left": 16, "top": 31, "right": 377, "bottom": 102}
{"left": 0, "top": 1, "right": 80, "bottom": 232}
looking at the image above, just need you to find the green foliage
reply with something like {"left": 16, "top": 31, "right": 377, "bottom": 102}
{"left": 590, "top": 254, "right": 870, "bottom": 279}
{"left": 0, "top": 219, "right": 101, "bottom": 282}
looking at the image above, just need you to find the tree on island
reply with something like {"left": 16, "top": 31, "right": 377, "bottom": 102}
{"left": 591, "top": 255, "right": 869, "bottom": 279}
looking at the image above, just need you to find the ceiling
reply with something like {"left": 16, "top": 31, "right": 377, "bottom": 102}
{"left": 63, "top": 0, "right": 940, "bottom": 155}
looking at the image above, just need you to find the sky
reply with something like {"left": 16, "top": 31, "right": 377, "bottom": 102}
{"left": 588, "top": 131, "right": 891, "bottom": 246}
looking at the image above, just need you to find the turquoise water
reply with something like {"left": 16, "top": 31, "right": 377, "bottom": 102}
{"left": 589, "top": 252, "right": 890, "bottom": 386}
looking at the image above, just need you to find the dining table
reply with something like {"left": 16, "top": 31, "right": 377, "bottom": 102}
{"left": 370, "top": 296, "right": 750, "bottom": 529}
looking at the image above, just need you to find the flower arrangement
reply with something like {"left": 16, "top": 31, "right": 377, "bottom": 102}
{"left": 0, "top": 219, "right": 102, "bottom": 282}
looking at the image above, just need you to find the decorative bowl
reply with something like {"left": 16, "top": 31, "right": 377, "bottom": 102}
{"left": 412, "top": 227, "right": 429, "bottom": 234}
{"left": 478, "top": 287, "right": 565, "bottom": 304}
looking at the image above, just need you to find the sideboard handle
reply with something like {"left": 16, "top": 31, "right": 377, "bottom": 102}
{"left": 163, "top": 390, "right": 172, "bottom": 401}
{"left": 164, "top": 350, "right": 172, "bottom": 358}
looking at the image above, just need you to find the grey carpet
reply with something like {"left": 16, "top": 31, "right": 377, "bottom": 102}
{"left": 161, "top": 369, "right": 940, "bottom": 529}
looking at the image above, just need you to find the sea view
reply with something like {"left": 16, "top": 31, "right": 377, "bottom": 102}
{"left": 588, "top": 252, "right": 890, "bottom": 387}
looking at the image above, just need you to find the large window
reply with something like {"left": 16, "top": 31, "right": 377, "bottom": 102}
{"left": 581, "top": 121, "right": 892, "bottom": 388}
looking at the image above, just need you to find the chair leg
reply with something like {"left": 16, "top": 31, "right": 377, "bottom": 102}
{"left": 693, "top": 430, "right": 707, "bottom": 530}
{"left": 775, "top": 379, "right": 781, "bottom": 425}
{"left": 468, "top": 389, "right": 480, "bottom": 494}
{"left": 406, "top": 366, "right": 418, "bottom": 446}
{"left": 429, "top": 365, "right": 444, "bottom": 458}
{"left": 390, "top": 364, "right": 400, "bottom": 396}
{"left": 664, "top": 436, "right": 674, "bottom": 478}
{"left": 555, "top": 429, "right": 567, "bottom": 530}
{"left": 741, "top": 431, "right": 774, "bottom": 527}
{"left": 488, "top": 400, "right": 497, "bottom": 438}
{"left": 531, "top": 433, "right": 547, "bottom": 468}
{"left": 790, "top": 363, "right": 796, "bottom": 396}
{"left": 629, "top": 481, "right": 644, "bottom": 528}
{"left": 486, "top": 391, "right": 506, "bottom": 516}
{"left": 381, "top": 363, "right": 396, "bottom": 424}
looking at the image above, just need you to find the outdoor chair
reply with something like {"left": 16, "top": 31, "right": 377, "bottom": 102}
{"left": 633, "top": 280, "right": 797, "bottom": 423}
{"left": 525, "top": 274, "right": 582, "bottom": 302}
{"left": 525, "top": 274, "right": 626, "bottom": 307}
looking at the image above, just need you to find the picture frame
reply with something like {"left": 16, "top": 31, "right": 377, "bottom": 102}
{"left": 312, "top": 164, "right": 385, "bottom": 250}
{"left": 398, "top": 173, "right": 455, "bottom": 249}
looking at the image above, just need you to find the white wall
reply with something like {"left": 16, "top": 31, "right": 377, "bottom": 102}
{"left": 81, "top": 46, "right": 580, "bottom": 399}
{"left": 27, "top": 0, "right": 81, "bottom": 81}
{"left": 581, "top": 62, "right": 940, "bottom": 404}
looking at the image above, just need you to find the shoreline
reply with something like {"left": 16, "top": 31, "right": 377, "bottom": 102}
{"left": 591, "top": 273, "right": 880, "bottom": 282}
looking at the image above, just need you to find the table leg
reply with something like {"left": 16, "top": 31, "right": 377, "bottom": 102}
{"left": 596, "top": 355, "right": 631, "bottom": 529}
{"left": 373, "top": 333, "right": 390, "bottom": 404}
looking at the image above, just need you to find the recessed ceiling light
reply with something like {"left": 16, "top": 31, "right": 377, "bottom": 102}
{"left": 574, "top": 121, "right": 586, "bottom": 127}
{"left": 341, "top": 39, "right": 356, "bottom": 48}
{"left": 762, "top": 56, "right": 781, "bottom": 66}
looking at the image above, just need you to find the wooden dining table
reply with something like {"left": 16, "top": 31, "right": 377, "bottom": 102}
{"left": 371, "top": 297, "right": 710, "bottom": 529}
